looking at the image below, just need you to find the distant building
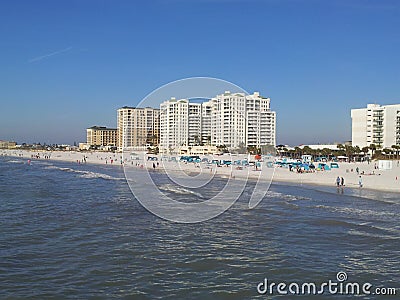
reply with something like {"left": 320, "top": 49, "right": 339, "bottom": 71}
{"left": 86, "top": 126, "right": 117, "bottom": 147}
{"left": 177, "top": 145, "right": 218, "bottom": 155}
{"left": 0, "top": 140, "right": 17, "bottom": 149}
{"left": 299, "top": 144, "right": 340, "bottom": 151}
{"left": 79, "top": 143, "right": 91, "bottom": 151}
{"left": 117, "top": 106, "right": 160, "bottom": 151}
{"left": 351, "top": 104, "right": 400, "bottom": 149}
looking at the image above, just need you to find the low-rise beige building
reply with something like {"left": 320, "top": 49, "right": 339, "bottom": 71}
{"left": 0, "top": 140, "right": 17, "bottom": 149}
{"left": 86, "top": 126, "right": 117, "bottom": 147}
{"left": 175, "top": 145, "right": 218, "bottom": 155}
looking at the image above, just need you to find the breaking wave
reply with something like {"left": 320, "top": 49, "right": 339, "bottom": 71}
{"left": 44, "top": 165, "right": 124, "bottom": 181}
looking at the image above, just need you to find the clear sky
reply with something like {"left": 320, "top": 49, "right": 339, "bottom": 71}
{"left": 1, "top": 0, "right": 399, "bottom": 146}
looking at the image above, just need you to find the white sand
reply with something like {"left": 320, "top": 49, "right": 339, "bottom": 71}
{"left": 2, "top": 149, "right": 400, "bottom": 192}
{"left": 1, "top": 149, "right": 124, "bottom": 166}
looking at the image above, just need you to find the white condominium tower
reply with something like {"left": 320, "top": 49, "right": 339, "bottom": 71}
{"left": 117, "top": 106, "right": 160, "bottom": 150}
{"left": 351, "top": 103, "right": 400, "bottom": 149}
{"left": 246, "top": 92, "right": 276, "bottom": 147}
{"left": 211, "top": 91, "right": 276, "bottom": 149}
{"left": 159, "top": 98, "right": 202, "bottom": 153}
{"left": 159, "top": 91, "right": 276, "bottom": 153}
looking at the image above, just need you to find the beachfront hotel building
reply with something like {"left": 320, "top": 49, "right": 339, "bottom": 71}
{"left": 117, "top": 106, "right": 160, "bottom": 151}
{"left": 159, "top": 91, "right": 276, "bottom": 153}
{"left": 86, "top": 126, "right": 117, "bottom": 147}
{"left": 211, "top": 91, "right": 276, "bottom": 149}
{"left": 351, "top": 103, "right": 400, "bottom": 149}
{"left": 159, "top": 98, "right": 201, "bottom": 153}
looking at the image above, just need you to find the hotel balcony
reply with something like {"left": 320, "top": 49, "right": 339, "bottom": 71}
{"left": 373, "top": 111, "right": 383, "bottom": 117}
{"left": 373, "top": 136, "right": 383, "bottom": 140}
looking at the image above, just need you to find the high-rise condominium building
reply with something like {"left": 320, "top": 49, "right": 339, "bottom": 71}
{"left": 159, "top": 98, "right": 203, "bottom": 153}
{"left": 86, "top": 126, "right": 117, "bottom": 147}
{"left": 211, "top": 91, "right": 276, "bottom": 149}
{"left": 159, "top": 91, "right": 276, "bottom": 153}
{"left": 351, "top": 103, "right": 400, "bottom": 149}
{"left": 117, "top": 106, "right": 160, "bottom": 150}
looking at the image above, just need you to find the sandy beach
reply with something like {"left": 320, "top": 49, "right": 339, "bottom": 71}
{"left": 2, "top": 149, "right": 400, "bottom": 192}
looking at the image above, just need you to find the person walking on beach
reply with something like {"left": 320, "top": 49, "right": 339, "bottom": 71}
{"left": 341, "top": 177, "right": 345, "bottom": 186}
{"left": 356, "top": 167, "right": 359, "bottom": 175}
{"left": 336, "top": 176, "right": 340, "bottom": 187}
{"left": 358, "top": 176, "right": 363, "bottom": 188}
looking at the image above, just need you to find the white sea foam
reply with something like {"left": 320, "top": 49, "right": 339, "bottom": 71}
{"left": 29, "top": 161, "right": 52, "bottom": 166}
{"left": 159, "top": 184, "right": 204, "bottom": 198}
{"left": 43, "top": 165, "right": 123, "bottom": 180}
{"left": 315, "top": 205, "right": 397, "bottom": 218}
{"left": 7, "top": 160, "right": 25, "bottom": 164}
{"left": 265, "top": 191, "right": 311, "bottom": 201}
{"left": 348, "top": 229, "right": 400, "bottom": 240}
{"left": 78, "top": 171, "right": 123, "bottom": 181}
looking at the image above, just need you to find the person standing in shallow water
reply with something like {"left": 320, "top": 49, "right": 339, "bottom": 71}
{"left": 336, "top": 176, "right": 340, "bottom": 187}
{"left": 341, "top": 177, "right": 345, "bottom": 186}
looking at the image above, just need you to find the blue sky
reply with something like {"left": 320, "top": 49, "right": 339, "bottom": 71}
{"left": 0, "top": 0, "right": 399, "bottom": 146}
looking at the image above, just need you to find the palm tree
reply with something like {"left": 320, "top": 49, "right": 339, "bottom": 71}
{"left": 247, "top": 145, "right": 258, "bottom": 155}
{"left": 236, "top": 142, "right": 247, "bottom": 154}
{"left": 206, "top": 136, "right": 211, "bottom": 146}
{"left": 344, "top": 145, "right": 355, "bottom": 161}
{"left": 193, "top": 135, "right": 200, "bottom": 146}
{"left": 311, "top": 148, "right": 318, "bottom": 160}
{"left": 360, "top": 146, "right": 369, "bottom": 162}
{"left": 353, "top": 146, "right": 361, "bottom": 160}
{"left": 362, "top": 146, "right": 369, "bottom": 155}
{"left": 294, "top": 146, "right": 302, "bottom": 159}
{"left": 382, "top": 148, "right": 389, "bottom": 159}
{"left": 217, "top": 144, "right": 228, "bottom": 153}
{"left": 276, "top": 145, "right": 285, "bottom": 157}
{"left": 392, "top": 144, "right": 400, "bottom": 160}
{"left": 369, "top": 144, "right": 377, "bottom": 158}
{"left": 302, "top": 146, "right": 312, "bottom": 155}
{"left": 320, "top": 148, "right": 329, "bottom": 158}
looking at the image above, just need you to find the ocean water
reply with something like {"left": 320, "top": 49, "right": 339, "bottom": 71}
{"left": 0, "top": 157, "right": 399, "bottom": 299}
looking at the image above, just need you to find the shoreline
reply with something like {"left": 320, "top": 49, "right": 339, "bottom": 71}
{"left": 2, "top": 149, "right": 400, "bottom": 193}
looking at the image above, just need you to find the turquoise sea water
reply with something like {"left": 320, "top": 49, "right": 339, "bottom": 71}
{"left": 0, "top": 157, "right": 399, "bottom": 299}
